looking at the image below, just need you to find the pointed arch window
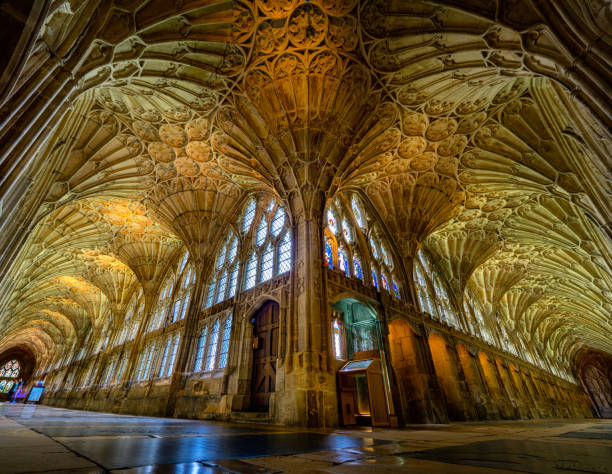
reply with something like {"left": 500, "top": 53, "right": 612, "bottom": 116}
{"left": 206, "top": 232, "right": 240, "bottom": 306}
{"left": 206, "top": 196, "right": 291, "bottom": 303}
{"left": 242, "top": 199, "right": 256, "bottom": 234}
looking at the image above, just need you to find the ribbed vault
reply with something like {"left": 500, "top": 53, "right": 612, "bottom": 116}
{"left": 0, "top": 0, "right": 610, "bottom": 386}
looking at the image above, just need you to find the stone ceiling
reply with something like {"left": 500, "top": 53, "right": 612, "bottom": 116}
{"left": 0, "top": 0, "right": 610, "bottom": 375}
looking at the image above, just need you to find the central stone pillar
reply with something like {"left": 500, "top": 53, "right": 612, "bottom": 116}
{"left": 276, "top": 213, "right": 338, "bottom": 427}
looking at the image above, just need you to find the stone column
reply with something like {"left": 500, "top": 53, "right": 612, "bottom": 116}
{"left": 276, "top": 215, "right": 338, "bottom": 427}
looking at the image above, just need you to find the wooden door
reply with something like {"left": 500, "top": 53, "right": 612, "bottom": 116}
{"left": 251, "top": 301, "right": 279, "bottom": 411}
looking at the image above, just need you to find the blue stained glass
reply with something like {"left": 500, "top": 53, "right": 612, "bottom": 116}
{"left": 371, "top": 268, "right": 378, "bottom": 288}
{"left": 381, "top": 274, "right": 389, "bottom": 291}
{"left": 393, "top": 280, "right": 400, "bottom": 299}
{"left": 353, "top": 256, "right": 363, "bottom": 279}
{"left": 324, "top": 238, "right": 333, "bottom": 269}
{"left": 338, "top": 247, "right": 349, "bottom": 277}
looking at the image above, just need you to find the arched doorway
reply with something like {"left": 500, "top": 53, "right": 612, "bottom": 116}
{"left": 251, "top": 300, "right": 279, "bottom": 412}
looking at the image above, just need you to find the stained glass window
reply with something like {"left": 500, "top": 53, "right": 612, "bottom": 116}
{"left": 381, "top": 274, "right": 389, "bottom": 291}
{"left": 206, "top": 320, "right": 220, "bottom": 371}
{"left": 324, "top": 237, "right": 333, "bottom": 269}
{"left": 338, "top": 246, "right": 349, "bottom": 277}
{"left": 218, "top": 314, "right": 233, "bottom": 369}
{"left": 393, "top": 280, "right": 401, "bottom": 299}
{"left": 353, "top": 255, "right": 363, "bottom": 280}
{"left": 342, "top": 219, "right": 352, "bottom": 242}
{"left": 0, "top": 360, "right": 19, "bottom": 378}
{"left": 327, "top": 209, "right": 338, "bottom": 234}
{"left": 371, "top": 268, "right": 378, "bottom": 289}
{"left": 370, "top": 236, "right": 380, "bottom": 260}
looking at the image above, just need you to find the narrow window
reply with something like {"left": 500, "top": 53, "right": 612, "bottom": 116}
{"left": 194, "top": 327, "right": 208, "bottom": 372}
{"left": 353, "top": 255, "right": 363, "bottom": 280}
{"left": 352, "top": 197, "right": 364, "bottom": 228}
{"left": 206, "top": 320, "right": 220, "bottom": 370}
{"left": 256, "top": 217, "right": 267, "bottom": 247}
{"left": 261, "top": 243, "right": 274, "bottom": 282}
{"left": 324, "top": 237, "right": 334, "bottom": 269}
{"left": 171, "top": 299, "right": 181, "bottom": 322}
{"left": 338, "top": 246, "right": 349, "bottom": 277}
{"left": 228, "top": 264, "right": 240, "bottom": 297}
{"left": 216, "top": 272, "right": 227, "bottom": 303}
{"left": 333, "top": 320, "right": 343, "bottom": 359}
{"left": 158, "top": 339, "right": 171, "bottom": 377}
{"left": 205, "top": 278, "right": 216, "bottom": 308}
{"left": 166, "top": 335, "right": 180, "bottom": 377}
{"left": 242, "top": 199, "right": 256, "bottom": 233}
{"left": 245, "top": 253, "right": 257, "bottom": 289}
{"left": 327, "top": 209, "right": 338, "bottom": 234}
{"left": 217, "top": 314, "right": 233, "bottom": 369}
{"left": 271, "top": 208, "right": 285, "bottom": 237}
{"left": 278, "top": 233, "right": 291, "bottom": 273}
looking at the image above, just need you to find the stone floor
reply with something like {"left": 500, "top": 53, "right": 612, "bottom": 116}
{"left": 1, "top": 403, "right": 610, "bottom": 473}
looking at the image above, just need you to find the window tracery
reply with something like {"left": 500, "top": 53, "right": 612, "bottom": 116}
{"left": 193, "top": 313, "right": 233, "bottom": 374}
{"left": 414, "top": 249, "right": 460, "bottom": 329}
{"left": 324, "top": 195, "right": 401, "bottom": 298}
{"left": 206, "top": 197, "right": 291, "bottom": 307}
{"left": 0, "top": 360, "right": 20, "bottom": 378}
{"left": 150, "top": 252, "right": 194, "bottom": 330}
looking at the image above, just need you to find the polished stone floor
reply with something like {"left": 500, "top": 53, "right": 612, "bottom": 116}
{"left": 1, "top": 403, "right": 610, "bottom": 473}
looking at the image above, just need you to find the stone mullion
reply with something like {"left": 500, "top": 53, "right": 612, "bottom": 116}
{"left": 164, "top": 266, "right": 207, "bottom": 416}
{"left": 119, "top": 292, "right": 158, "bottom": 387}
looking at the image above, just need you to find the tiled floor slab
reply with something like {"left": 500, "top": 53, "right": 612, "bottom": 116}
{"left": 2, "top": 403, "right": 611, "bottom": 473}
{"left": 408, "top": 438, "right": 612, "bottom": 473}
